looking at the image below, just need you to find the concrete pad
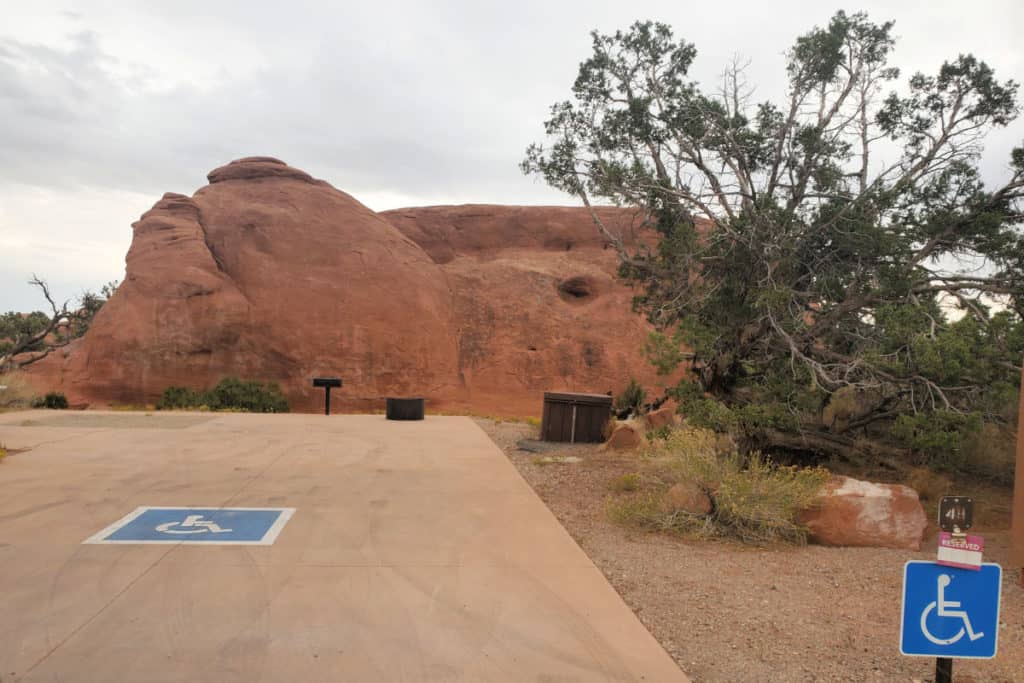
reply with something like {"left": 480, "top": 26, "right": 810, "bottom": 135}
{"left": 0, "top": 411, "right": 687, "bottom": 682}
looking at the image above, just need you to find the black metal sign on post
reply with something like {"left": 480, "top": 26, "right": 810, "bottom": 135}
{"left": 939, "top": 496, "right": 973, "bottom": 533}
{"left": 312, "top": 377, "right": 342, "bottom": 416}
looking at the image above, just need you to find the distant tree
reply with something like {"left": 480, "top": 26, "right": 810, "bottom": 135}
{"left": 524, "top": 13, "right": 1024, "bottom": 467}
{"left": 0, "top": 277, "right": 118, "bottom": 371}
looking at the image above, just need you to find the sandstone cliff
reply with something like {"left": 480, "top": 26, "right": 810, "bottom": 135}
{"left": 28, "top": 157, "right": 670, "bottom": 415}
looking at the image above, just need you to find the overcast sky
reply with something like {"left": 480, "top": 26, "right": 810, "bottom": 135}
{"left": 2, "top": 1, "right": 1022, "bottom": 311}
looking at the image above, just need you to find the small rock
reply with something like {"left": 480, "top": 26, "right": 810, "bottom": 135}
{"left": 604, "top": 420, "right": 646, "bottom": 450}
{"left": 664, "top": 480, "right": 712, "bottom": 515}
{"left": 644, "top": 401, "right": 680, "bottom": 430}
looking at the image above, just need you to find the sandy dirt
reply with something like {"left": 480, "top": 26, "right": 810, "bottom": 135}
{"left": 475, "top": 418, "right": 1024, "bottom": 683}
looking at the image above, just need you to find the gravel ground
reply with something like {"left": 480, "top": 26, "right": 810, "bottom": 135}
{"left": 475, "top": 418, "right": 1024, "bottom": 683}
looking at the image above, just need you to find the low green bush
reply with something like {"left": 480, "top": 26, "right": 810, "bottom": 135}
{"left": 891, "top": 410, "right": 983, "bottom": 470}
{"left": 156, "top": 386, "right": 203, "bottom": 410}
{"left": 156, "top": 378, "right": 289, "bottom": 413}
{"left": 32, "top": 392, "right": 68, "bottom": 409}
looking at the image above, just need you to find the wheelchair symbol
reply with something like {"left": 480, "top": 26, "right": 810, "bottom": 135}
{"left": 155, "top": 514, "right": 233, "bottom": 535}
{"left": 920, "top": 573, "right": 984, "bottom": 645}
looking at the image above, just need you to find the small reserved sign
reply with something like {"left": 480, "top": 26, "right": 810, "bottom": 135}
{"left": 936, "top": 532, "right": 984, "bottom": 570}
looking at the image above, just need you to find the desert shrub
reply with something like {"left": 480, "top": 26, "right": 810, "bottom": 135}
{"left": 713, "top": 453, "right": 829, "bottom": 544}
{"left": 156, "top": 386, "right": 204, "bottom": 410}
{"left": 614, "top": 378, "right": 645, "bottom": 416}
{"left": 960, "top": 423, "right": 1016, "bottom": 485}
{"left": 905, "top": 467, "right": 953, "bottom": 503}
{"left": 608, "top": 426, "right": 829, "bottom": 544}
{"left": 608, "top": 473, "right": 641, "bottom": 492}
{"left": 0, "top": 444, "right": 6, "bottom": 462}
{"left": 0, "top": 372, "right": 34, "bottom": 411}
{"left": 32, "top": 392, "right": 68, "bottom": 409}
{"left": 607, "top": 492, "right": 710, "bottom": 535}
{"left": 156, "top": 378, "right": 289, "bottom": 413}
{"left": 203, "top": 377, "right": 289, "bottom": 413}
{"left": 891, "top": 411, "right": 983, "bottom": 470}
{"left": 670, "top": 382, "right": 738, "bottom": 432}
{"left": 647, "top": 425, "right": 672, "bottom": 441}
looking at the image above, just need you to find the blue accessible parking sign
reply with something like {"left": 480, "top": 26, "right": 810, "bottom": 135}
{"left": 900, "top": 561, "right": 1002, "bottom": 659}
{"left": 83, "top": 507, "right": 295, "bottom": 545}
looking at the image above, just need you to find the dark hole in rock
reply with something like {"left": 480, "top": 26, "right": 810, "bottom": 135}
{"left": 558, "top": 276, "right": 595, "bottom": 302}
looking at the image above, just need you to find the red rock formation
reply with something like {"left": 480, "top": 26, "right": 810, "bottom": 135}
{"left": 798, "top": 476, "right": 929, "bottom": 550}
{"left": 27, "top": 158, "right": 672, "bottom": 415}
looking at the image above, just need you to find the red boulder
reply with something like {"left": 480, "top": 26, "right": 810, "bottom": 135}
{"left": 799, "top": 476, "right": 928, "bottom": 550}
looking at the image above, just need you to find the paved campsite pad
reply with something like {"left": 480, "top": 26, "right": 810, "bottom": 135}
{"left": 0, "top": 411, "right": 687, "bottom": 682}
{"left": 15, "top": 413, "right": 215, "bottom": 430}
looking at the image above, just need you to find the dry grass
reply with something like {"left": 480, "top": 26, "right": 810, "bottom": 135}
{"left": 904, "top": 466, "right": 953, "bottom": 503}
{"left": 0, "top": 372, "right": 34, "bottom": 412}
{"left": 607, "top": 426, "right": 829, "bottom": 544}
{"left": 607, "top": 472, "right": 641, "bottom": 492}
{"left": 108, "top": 403, "right": 156, "bottom": 412}
{"left": 961, "top": 422, "right": 1016, "bottom": 485}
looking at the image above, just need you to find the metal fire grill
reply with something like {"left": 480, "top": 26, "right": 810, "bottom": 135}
{"left": 540, "top": 392, "right": 613, "bottom": 443}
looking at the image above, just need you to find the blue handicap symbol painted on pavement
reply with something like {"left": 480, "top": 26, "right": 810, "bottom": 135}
{"left": 83, "top": 507, "right": 295, "bottom": 545}
{"left": 900, "top": 560, "right": 1001, "bottom": 659}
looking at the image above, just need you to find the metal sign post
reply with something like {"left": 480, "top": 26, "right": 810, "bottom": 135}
{"left": 1014, "top": 362, "right": 1024, "bottom": 586}
{"left": 901, "top": 495, "right": 1001, "bottom": 682}
{"left": 312, "top": 377, "right": 342, "bottom": 415}
{"left": 899, "top": 561, "right": 1002, "bottom": 662}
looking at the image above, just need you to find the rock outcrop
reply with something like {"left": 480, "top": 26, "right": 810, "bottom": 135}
{"left": 604, "top": 420, "right": 646, "bottom": 450}
{"left": 27, "top": 157, "right": 670, "bottom": 415}
{"left": 798, "top": 476, "right": 929, "bottom": 550}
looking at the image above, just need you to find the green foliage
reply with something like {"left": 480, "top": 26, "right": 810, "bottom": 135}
{"left": 614, "top": 378, "right": 646, "bottom": 415}
{"left": 156, "top": 378, "right": 290, "bottom": 413}
{"left": 643, "top": 330, "right": 686, "bottom": 375}
{"left": 156, "top": 386, "right": 204, "bottom": 410}
{"left": 32, "top": 392, "right": 68, "bottom": 409}
{"left": 0, "top": 311, "right": 50, "bottom": 355}
{"left": 73, "top": 281, "right": 119, "bottom": 338}
{"left": 525, "top": 12, "right": 1024, "bottom": 465}
{"left": 608, "top": 427, "right": 829, "bottom": 544}
{"left": 891, "top": 411, "right": 983, "bottom": 469}
{"left": 1, "top": 278, "right": 118, "bottom": 370}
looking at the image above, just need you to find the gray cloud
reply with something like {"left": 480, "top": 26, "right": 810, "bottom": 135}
{"left": 2, "top": 0, "right": 1022, "bottom": 310}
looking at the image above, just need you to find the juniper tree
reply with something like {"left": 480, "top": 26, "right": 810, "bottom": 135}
{"left": 0, "top": 277, "right": 118, "bottom": 371}
{"left": 523, "top": 12, "right": 1024, "bottom": 466}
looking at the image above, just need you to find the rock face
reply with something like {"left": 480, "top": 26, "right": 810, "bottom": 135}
{"left": 28, "top": 157, "right": 670, "bottom": 415}
{"left": 799, "top": 476, "right": 929, "bottom": 550}
{"left": 644, "top": 401, "right": 680, "bottom": 431}
{"left": 604, "top": 421, "right": 646, "bottom": 450}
